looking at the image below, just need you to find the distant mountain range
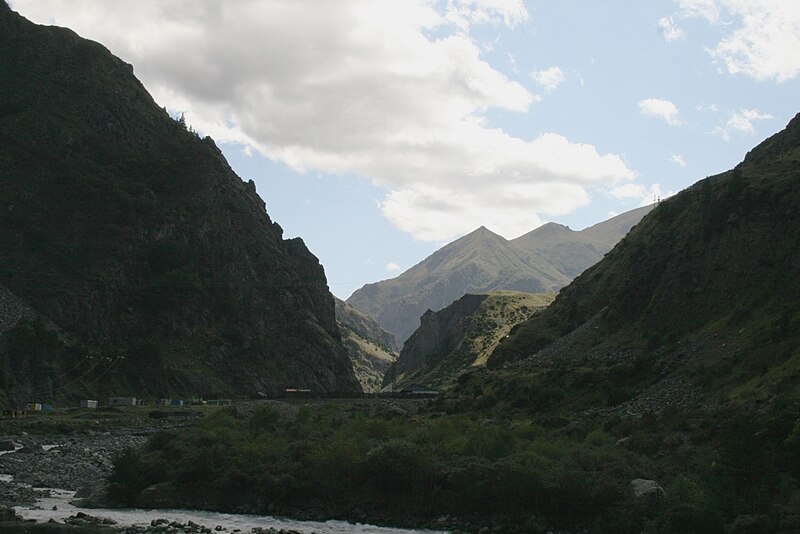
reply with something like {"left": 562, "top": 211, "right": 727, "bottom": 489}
{"left": 0, "top": 4, "right": 359, "bottom": 406}
{"left": 348, "top": 206, "right": 652, "bottom": 346}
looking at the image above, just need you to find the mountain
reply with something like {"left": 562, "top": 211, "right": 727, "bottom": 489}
{"left": 490, "top": 114, "right": 800, "bottom": 376}
{"left": 511, "top": 206, "right": 653, "bottom": 278}
{"left": 334, "top": 297, "right": 398, "bottom": 392}
{"left": 0, "top": 3, "right": 360, "bottom": 406}
{"left": 384, "top": 291, "right": 553, "bottom": 390}
{"left": 347, "top": 207, "right": 651, "bottom": 346}
{"left": 425, "top": 115, "right": 800, "bottom": 531}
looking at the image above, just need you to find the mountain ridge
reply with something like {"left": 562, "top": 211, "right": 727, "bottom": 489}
{"left": 348, "top": 205, "right": 652, "bottom": 346}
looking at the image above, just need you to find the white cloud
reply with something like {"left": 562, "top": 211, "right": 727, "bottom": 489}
{"left": 678, "top": 0, "right": 800, "bottom": 82}
{"left": 531, "top": 66, "right": 566, "bottom": 92}
{"left": 442, "top": 0, "right": 528, "bottom": 29}
{"left": 639, "top": 98, "right": 684, "bottom": 126}
{"left": 712, "top": 108, "right": 773, "bottom": 140}
{"left": 677, "top": 0, "right": 722, "bottom": 23}
{"left": 658, "top": 16, "right": 686, "bottom": 42}
{"left": 696, "top": 103, "right": 719, "bottom": 113}
{"left": 11, "top": 0, "right": 637, "bottom": 242}
{"left": 385, "top": 262, "right": 402, "bottom": 273}
{"left": 670, "top": 154, "right": 687, "bottom": 166}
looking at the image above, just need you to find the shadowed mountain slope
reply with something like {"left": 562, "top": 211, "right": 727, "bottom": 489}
{"left": 488, "top": 113, "right": 800, "bottom": 400}
{"left": 0, "top": 4, "right": 359, "bottom": 406}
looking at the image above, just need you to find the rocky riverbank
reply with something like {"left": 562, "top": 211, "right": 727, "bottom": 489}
{"left": 0, "top": 429, "right": 149, "bottom": 508}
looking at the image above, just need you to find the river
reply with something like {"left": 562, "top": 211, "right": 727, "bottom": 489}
{"left": 13, "top": 482, "right": 447, "bottom": 533}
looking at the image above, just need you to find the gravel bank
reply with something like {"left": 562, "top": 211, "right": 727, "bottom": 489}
{"left": 0, "top": 430, "right": 150, "bottom": 507}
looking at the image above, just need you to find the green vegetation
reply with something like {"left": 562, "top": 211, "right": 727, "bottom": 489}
{"left": 106, "top": 386, "right": 800, "bottom": 532}
{"left": 107, "top": 402, "right": 648, "bottom": 531}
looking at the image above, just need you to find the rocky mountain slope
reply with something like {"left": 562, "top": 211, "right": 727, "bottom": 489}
{"left": 348, "top": 206, "right": 651, "bottom": 346}
{"left": 384, "top": 291, "right": 553, "bottom": 390}
{"left": 334, "top": 297, "right": 398, "bottom": 392}
{"left": 487, "top": 113, "right": 800, "bottom": 408}
{"left": 0, "top": 3, "right": 360, "bottom": 406}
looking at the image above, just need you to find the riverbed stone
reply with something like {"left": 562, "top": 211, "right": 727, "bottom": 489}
{"left": 0, "top": 440, "right": 20, "bottom": 451}
{"left": 16, "top": 443, "right": 44, "bottom": 454}
{"left": 630, "top": 478, "right": 664, "bottom": 498}
{"left": 138, "top": 482, "right": 180, "bottom": 508}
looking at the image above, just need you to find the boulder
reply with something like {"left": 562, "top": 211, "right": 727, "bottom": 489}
{"left": 0, "top": 440, "right": 20, "bottom": 451}
{"left": 71, "top": 479, "right": 109, "bottom": 508}
{"left": 0, "top": 506, "right": 21, "bottom": 521}
{"left": 630, "top": 478, "right": 664, "bottom": 498}
{"left": 16, "top": 443, "right": 44, "bottom": 454}
{"left": 137, "top": 482, "right": 180, "bottom": 508}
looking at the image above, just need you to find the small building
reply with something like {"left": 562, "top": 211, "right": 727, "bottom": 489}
{"left": 42, "top": 404, "right": 54, "bottom": 412}
{"left": 25, "top": 403, "right": 42, "bottom": 412}
{"left": 170, "top": 399, "right": 184, "bottom": 407}
{"left": 158, "top": 399, "right": 171, "bottom": 406}
{"left": 79, "top": 400, "right": 98, "bottom": 409}
{"left": 206, "top": 399, "right": 232, "bottom": 406}
{"left": 108, "top": 397, "right": 137, "bottom": 406}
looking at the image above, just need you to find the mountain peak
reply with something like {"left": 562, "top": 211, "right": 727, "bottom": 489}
{"left": 467, "top": 225, "right": 502, "bottom": 238}
{"left": 348, "top": 207, "right": 650, "bottom": 345}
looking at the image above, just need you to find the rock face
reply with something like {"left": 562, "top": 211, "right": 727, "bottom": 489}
{"left": 488, "top": 113, "right": 800, "bottom": 412}
{"left": 347, "top": 207, "right": 651, "bottom": 346}
{"left": 630, "top": 479, "right": 664, "bottom": 499}
{"left": 384, "top": 291, "right": 554, "bottom": 390}
{"left": 334, "top": 297, "right": 398, "bottom": 392}
{"left": 0, "top": 4, "right": 360, "bottom": 403}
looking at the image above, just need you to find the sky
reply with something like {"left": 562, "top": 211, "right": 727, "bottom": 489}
{"left": 10, "top": 0, "right": 800, "bottom": 299}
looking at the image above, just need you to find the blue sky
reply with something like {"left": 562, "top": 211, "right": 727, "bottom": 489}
{"left": 11, "top": 0, "right": 800, "bottom": 298}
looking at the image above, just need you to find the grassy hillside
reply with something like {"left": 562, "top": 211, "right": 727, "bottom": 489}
{"left": 385, "top": 291, "right": 554, "bottom": 390}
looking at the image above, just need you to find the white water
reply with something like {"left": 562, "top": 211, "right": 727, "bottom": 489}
{"left": 14, "top": 483, "right": 447, "bottom": 534}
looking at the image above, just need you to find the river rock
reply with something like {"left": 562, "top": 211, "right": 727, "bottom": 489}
{"left": 138, "top": 482, "right": 180, "bottom": 508}
{"left": 0, "top": 506, "right": 21, "bottom": 521}
{"left": 71, "top": 479, "right": 109, "bottom": 507}
{"left": 0, "top": 440, "right": 20, "bottom": 451}
{"left": 630, "top": 478, "right": 664, "bottom": 498}
{"left": 16, "top": 443, "right": 44, "bottom": 454}
{"left": 64, "top": 510, "right": 117, "bottom": 526}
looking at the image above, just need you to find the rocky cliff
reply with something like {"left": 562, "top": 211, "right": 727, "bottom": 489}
{"left": 384, "top": 291, "right": 554, "bottom": 390}
{"left": 334, "top": 297, "right": 398, "bottom": 392}
{"left": 0, "top": 3, "right": 360, "bottom": 405}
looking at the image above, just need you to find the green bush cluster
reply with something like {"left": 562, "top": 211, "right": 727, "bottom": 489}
{"left": 108, "top": 405, "right": 647, "bottom": 530}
